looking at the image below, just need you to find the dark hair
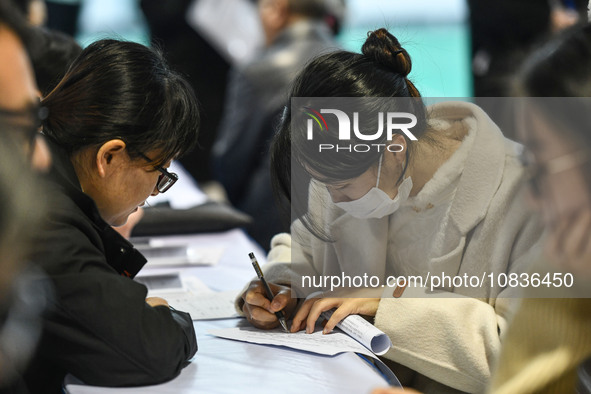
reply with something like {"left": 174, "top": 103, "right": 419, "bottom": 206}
{"left": 42, "top": 39, "right": 200, "bottom": 168}
{"left": 8, "top": 0, "right": 30, "bottom": 18}
{"left": 517, "top": 23, "right": 591, "bottom": 146}
{"left": 517, "top": 22, "right": 591, "bottom": 192}
{"left": 270, "top": 28, "right": 428, "bottom": 239}
{"left": 288, "top": 0, "right": 330, "bottom": 20}
{"left": 519, "top": 23, "right": 591, "bottom": 97}
{"left": 24, "top": 27, "right": 82, "bottom": 97}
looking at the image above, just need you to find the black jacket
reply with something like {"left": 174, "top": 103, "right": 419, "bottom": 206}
{"left": 24, "top": 139, "right": 197, "bottom": 393}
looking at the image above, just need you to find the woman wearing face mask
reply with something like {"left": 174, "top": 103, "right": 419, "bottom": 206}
{"left": 23, "top": 39, "right": 200, "bottom": 394}
{"left": 238, "top": 28, "right": 544, "bottom": 393}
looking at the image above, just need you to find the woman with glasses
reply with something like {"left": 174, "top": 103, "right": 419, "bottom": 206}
{"left": 0, "top": 1, "right": 50, "bottom": 171}
{"left": 488, "top": 23, "right": 591, "bottom": 394}
{"left": 238, "top": 28, "right": 544, "bottom": 393}
{"left": 24, "top": 39, "right": 200, "bottom": 394}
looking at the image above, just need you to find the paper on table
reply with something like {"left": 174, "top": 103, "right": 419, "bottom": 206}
{"left": 137, "top": 244, "right": 224, "bottom": 267}
{"left": 322, "top": 311, "right": 392, "bottom": 356}
{"left": 209, "top": 313, "right": 392, "bottom": 357}
{"left": 208, "top": 322, "right": 399, "bottom": 386}
{"left": 136, "top": 273, "right": 239, "bottom": 320}
{"left": 160, "top": 290, "right": 240, "bottom": 320}
{"left": 136, "top": 272, "right": 212, "bottom": 294}
{"left": 135, "top": 272, "right": 184, "bottom": 291}
{"left": 208, "top": 325, "right": 377, "bottom": 359}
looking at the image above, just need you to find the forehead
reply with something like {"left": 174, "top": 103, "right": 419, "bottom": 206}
{"left": 0, "top": 25, "right": 38, "bottom": 110}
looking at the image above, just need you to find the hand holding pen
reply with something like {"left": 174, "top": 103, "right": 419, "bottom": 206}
{"left": 241, "top": 252, "right": 297, "bottom": 332}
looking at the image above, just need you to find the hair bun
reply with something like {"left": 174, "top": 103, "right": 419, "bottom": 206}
{"left": 361, "top": 28, "right": 412, "bottom": 77}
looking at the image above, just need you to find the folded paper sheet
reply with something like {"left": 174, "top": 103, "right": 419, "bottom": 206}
{"left": 322, "top": 311, "right": 392, "bottom": 356}
{"left": 209, "top": 312, "right": 391, "bottom": 357}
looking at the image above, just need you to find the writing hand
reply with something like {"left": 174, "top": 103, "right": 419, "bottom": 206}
{"left": 241, "top": 280, "right": 297, "bottom": 330}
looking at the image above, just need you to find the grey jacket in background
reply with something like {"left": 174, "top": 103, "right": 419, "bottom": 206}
{"left": 212, "top": 19, "right": 339, "bottom": 250}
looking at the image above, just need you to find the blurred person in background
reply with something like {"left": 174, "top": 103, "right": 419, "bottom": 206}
{"left": 469, "top": 0, "right": 586, "bottom": 98}
{"left": 0, "top": 136, "right": 47, "bottom": 394}
{"left": 23, "top": 25, "right": 81, "bottom": 97}
{"left": 0, "top": 135, "right": 47, "bottom": 394}
{"left": 468, "top": 0, "right": 587, "bottom": 140}
{"left": 0, "top": 0, "right": 50, "bottom": 169}
{"left": 490, "top": 21, "right": 591, "bottom": 394}
{"left": 0, "top": 0, "right": 51, "bottom": 391}
{"left": 44, "top": 0, "right": 80, "bottom": 36}
{"left": 140, "top": 0, "right": 232, "bottom": 184}
{"left": 211, "top": 0, "right": 343, "bottom": 250}
{"left": 10, "top": 0, "right": 46, "bottom": 26}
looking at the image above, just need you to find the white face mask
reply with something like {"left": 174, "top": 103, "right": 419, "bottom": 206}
{"left": 334, "top": 154, "right": 413, "bottom": 219}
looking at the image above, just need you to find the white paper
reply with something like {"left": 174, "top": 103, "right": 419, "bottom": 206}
{"left": 186, "top": 0, "right": 263, "bottom": 65}
{"left": 182, "top": 276, "right": 214, "bottom": 294}
{"left": 322, "top": 311, "right": 392, "bottom": 356}
{"left": 208, "top": 325, "right": 378, "bottom": 359}
{"left": 208, "top": 322, "right": 399, "bottom": 386}
{"left": 135, "top": 272, "right": 212, "bottom": 294}
{"left": 135, "top": 272, "right": 183, "bottom": 291}
{"left": 137, "top": 244, "right": 224, "bottom": 267}
{"left": 136, "top": 273, "right": 238, "bottom": 320}
{"left": 161, "top": 290, "right": 240, "bottom": 321}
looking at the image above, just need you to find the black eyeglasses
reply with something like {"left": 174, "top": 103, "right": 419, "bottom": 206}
{"left": 0, "top": 102, "right": 48, "bottom": 156}
{"left": 520, "top": 148, "right": 591, "bottom": 197}
{"left": 139, "top": 153, "right": 178, "bottom": 193}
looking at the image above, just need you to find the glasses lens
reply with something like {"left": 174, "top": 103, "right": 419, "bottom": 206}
{"left": 0, "top": 111, "right": 38, "bottom": 147}
{"left": 0, "top": 104, "right": 47, "bottom": 161}
{"left": 157, "top": 171, "right": 178, "bottom": 193}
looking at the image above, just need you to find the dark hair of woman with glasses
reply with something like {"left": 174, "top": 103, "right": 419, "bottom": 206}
{"left": 24, "top": 39, "right": 200, "bottom": 394}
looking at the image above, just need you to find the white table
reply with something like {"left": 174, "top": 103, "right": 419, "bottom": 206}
{"left": 65, "top": 229, "right": 394, "bottom": 394}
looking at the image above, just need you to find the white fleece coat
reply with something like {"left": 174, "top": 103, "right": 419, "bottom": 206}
{"left": 248, "top": 102, "right": 544, "bottom": 393}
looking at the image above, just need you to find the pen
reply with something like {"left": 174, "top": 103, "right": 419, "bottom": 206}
{"left": 249, "top": 252, "right": 289, "bottom": 333}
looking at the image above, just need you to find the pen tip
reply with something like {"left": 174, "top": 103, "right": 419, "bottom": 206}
{"left": 280, "top": 319, "right": 289, "bottom": 333}
{"left": 248, "top": 252, "right": 255, "bottom": 259}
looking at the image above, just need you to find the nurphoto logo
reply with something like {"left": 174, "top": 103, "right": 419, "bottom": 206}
{"left": 303, "top": 107, "right": 418, "bottom": 152}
